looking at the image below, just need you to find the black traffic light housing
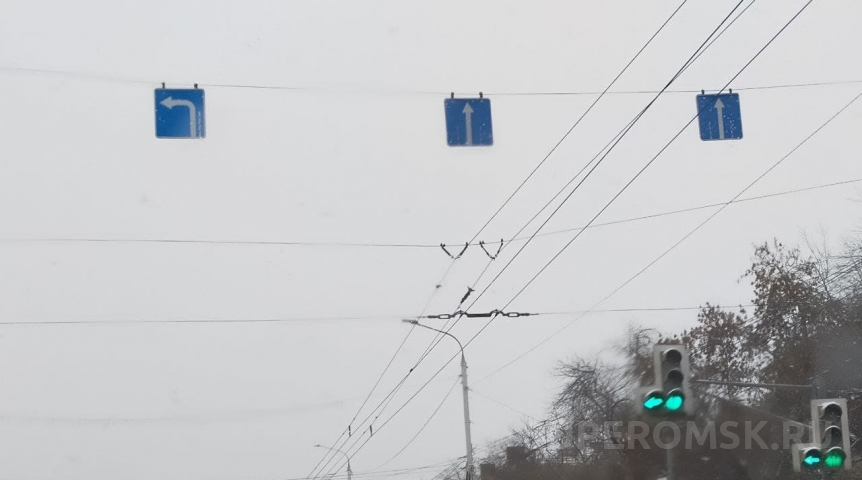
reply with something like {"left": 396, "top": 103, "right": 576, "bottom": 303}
{"left": 635, "top": 344, "right": 694, "bottom": 416}
{"left": 792, "top": 398, "right": 853, "bottom": 472}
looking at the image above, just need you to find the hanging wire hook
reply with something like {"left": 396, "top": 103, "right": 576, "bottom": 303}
{"left": 479, "top": 239, "right": 505, "bottom": 260}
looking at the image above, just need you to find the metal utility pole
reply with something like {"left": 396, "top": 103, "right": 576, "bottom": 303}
{"left": 313, "top": 444, "right": 352, "bottom": 480}
{"left": 666, "top": 427, "right": 677, "bottom": 480}
{"left": 403, "top": 319, "right": 474, "bottom": 480}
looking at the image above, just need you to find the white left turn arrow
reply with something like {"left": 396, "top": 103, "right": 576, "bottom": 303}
{"left": 462, "top": 102, "right": 474, "bottom": 146}
{"left": 160, "top": 97, "right": 198, "bottom": 138}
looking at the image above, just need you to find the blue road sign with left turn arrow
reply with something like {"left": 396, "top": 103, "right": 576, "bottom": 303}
{"left": 696, "top": 92, "right": 742, "bottom": 141}
{"left": 155, "top": 88, "right": 206, "bottom": 139}
{"left": 445, "top": 98, "right": 493, "bottom": 146}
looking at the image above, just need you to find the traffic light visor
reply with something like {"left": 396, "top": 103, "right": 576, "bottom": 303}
{"left": 663, "top": 349, "right": 682, "bottom": 364}
{"left": 820, "top": 402, "right": 843, "bottom": 421}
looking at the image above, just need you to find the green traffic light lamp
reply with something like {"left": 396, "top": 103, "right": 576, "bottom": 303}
{"left": 643, "top": 390, "right": 665, "bottom": 411}
{"left": 665, "top": 389, "right": 685, "bottom": 412}
{"left": 802, "top": 447, "right": 823, "bottom": 470}
{"left": 824, "top": 448, "right": 846, "bottom": 469}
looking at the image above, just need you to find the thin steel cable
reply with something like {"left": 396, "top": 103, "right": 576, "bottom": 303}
{"left": 463, "top": 0, "right": 817, "bottom": 386}
{"left": 477, "top": 74, "right": 858, "bottom": 389}
{"left": 387, "top": 0, "right": 738, "bottom": 411}
{"left": 4, "top": 176, "right": 858, "bottom": 252}
{"left": 2, "top": 66, "right": 859, "bottom": 96}
{"left": 370, "top": 375, "right": 461, "bottom": 472}
{"left": 487, "top": 0, "right": 758, "bottom": 272}
{"left": 463, "top": 0, "right": 691, "bottom": 246}
{"left": 461, "top": 0, "right": 749, "bottom": 315}
{"left": 315, "top": 4, "right": 751, "bottom": 474}
{"left": 307, "top": 259, "right": 457, "bottom": 479}
{"left": 0, "top": 237, "right": 438, "bottom": 248}
{"left": 0, "top": 178, "right": 862, "bottom": 253}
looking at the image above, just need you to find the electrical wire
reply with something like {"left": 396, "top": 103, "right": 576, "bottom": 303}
{"left": 2, "top": 65, "right": 859, "bottom": 96}
{"left": 5, "top": 176, "right": 859, "bottom": 252}
{"left": 463, "top": 0, "right": 691, "bottom": 247}
{"left": 428, "top": 0, "right": 758, "bottom": 364}
{"left": 313, "top": 3, "right": 754, "bottom": 475}
{"left": 358, "top": 0, "right": 738, "bottom": 440}
{"left": 283, "top": 460, "right": 457, "bottom": 480}
{"left": 404, "top": 0, "right": 760, "bottom": 412}
{"left": 370, "top": 375, "right": 461, "bottom": 472}
{"left": 0, "top": 237, "right": 438, "bottom": 248}
{"left": 476, "top": 74, "right": 860, "bottom": 389}
{"left": 0, "top": 314, "right": 408, "bottom": 326}
{"left": 466, "top": 3, "right": 818, "bottom": 380}
{"left": 517, "top": 177, "right": 862, "bottom": 243}
{"left": 470, "top": 388, "right": 539, "bottom": 421}
{"left": 0, "top": 303, "right": 754, "bottom": 327}
{"left": 462, "top": 0, "right": 750, "bottom": 315}
{"left": 306, "top": 260, "right": 458, "bottom": 479}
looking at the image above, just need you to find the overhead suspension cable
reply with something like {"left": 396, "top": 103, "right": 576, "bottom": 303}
{"left": 313, "top": 2, "right": 749, "bottom": 475}
{"left": 478, "top": 64, "right": 858, "bottom": 389}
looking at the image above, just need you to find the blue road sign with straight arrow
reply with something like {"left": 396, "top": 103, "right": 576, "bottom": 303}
{"left": 444, "top": 97, "right": 493, "bottom": 146}
{"left": 696, "top": 92, "right": 742, "bottom": 141}
{"left": 155, "top": 88, "right": 206, "bottom": 139}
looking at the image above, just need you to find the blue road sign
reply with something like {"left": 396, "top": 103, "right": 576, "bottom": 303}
{"left": 696, "top": 93, "right": 742, "bottom": 141}
{"left": 444, "top": 98, "right": 493, "bottom": 146}
{"left": 155, "top": 88, "right": 206, "bottom": 139}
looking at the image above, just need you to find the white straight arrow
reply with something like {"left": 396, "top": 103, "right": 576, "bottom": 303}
{"left": 462, "top": 102, "right": 474, "bottom": 146}
{"left": 714, "top": 97, "right": 725, "bottom": 140}
{"left": 160, "top": 97, "right": 198, "bottom": 138}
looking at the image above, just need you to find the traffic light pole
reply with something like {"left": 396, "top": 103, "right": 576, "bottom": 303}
{"left": 666, "top": 428, "right": 677, "bottom": 480}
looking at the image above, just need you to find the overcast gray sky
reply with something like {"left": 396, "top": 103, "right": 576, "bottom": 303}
{"left": 1, "top": 1, "right": 861, "bottom": 479}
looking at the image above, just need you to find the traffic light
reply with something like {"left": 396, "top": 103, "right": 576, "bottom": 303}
{"left": 792, "top": 398, "right": 853, "bottom": 472}
{"left": 661, "top": 348, "right": 686, "bottom": 412}
{"left": 816, "top": 400, "right": 852, "bottom": 471}
{"left": 636, "top": 345, "right": 694, "bottom": 416}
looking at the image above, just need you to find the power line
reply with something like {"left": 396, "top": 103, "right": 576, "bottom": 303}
{"left": 308, "top": 257, "right": 470, "bottom": 479}
{"left": 534, "top": 304, "right": 755, "bottom": 316}
{"left": 470, "top": 388, "right": 539, "bottom": 421}
{"left": 0, "top": 237, "right": 438, "bottom": 248}
{"left": 425, "top": 2, "right": 763, "bottom": 405}
{"left": 463, "top": 0, "right": 691, "bottom": 246}
{"left": 0, "top": 314, "right": 407, "bottom": 326}
{"left": 371, "top": 375, "right": 461, "bottom": 472}
{"left": 476, "top": 74, "right": 860, "bottom": 389}
{"left": 456, "top": 0, "right": 752, "bottom": 294}
{"left": 365, "top": 1, "right": 737, "bottom": 439}
{"left": 2, "top": 65, "right": 860, "bottom": 96}
{"left": 0, "top": 303, "right": 753, "bottom": 327}
{"left": 313, "top": 3, "right": 752, "bottom": 474}
{"left": 4, "top": 176, "right": 859, "bottom": 252}
{"left": 462, "top": 0, "right": 751, "bottom": 316}
{"left": 492, "top": 0, "right": 816, "bottom": 326}
{"left": 518, "top": 177, "right": 862, "bottom": 243}
{"left": 463, "top": 0, "right": 817, "bottom": 389}
{"left": 306, "top": 260, "right": 459, "bottom": 480}
{"left": 281, "top": 460, "right": 458, "bottom": 480}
